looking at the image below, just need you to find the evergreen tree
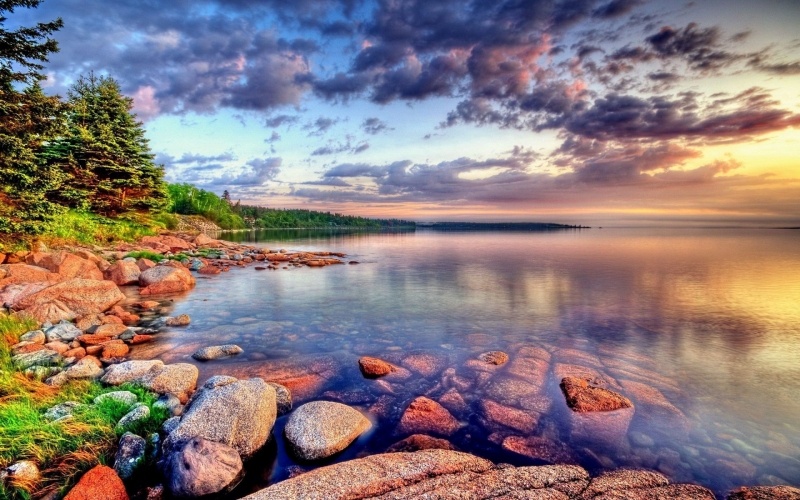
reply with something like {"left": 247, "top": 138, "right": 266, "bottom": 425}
{"left": 50, "top": 73, "right": 168, "bottom": 216}
{"left": 0, "top": 0, "right": 64, "bottom": 234}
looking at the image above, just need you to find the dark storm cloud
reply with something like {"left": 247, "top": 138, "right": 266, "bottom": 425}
{"left": 592, "top": 0, "right": 643, "bottom": 19}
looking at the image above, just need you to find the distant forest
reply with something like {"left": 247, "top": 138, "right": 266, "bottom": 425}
{"left": 418, "top": 222, "right": 588, "bottom": 231}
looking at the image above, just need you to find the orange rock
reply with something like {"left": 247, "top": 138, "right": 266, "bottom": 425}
{"left": 139, "top": 265, "right": 196, "bottom": 295}
{"left": 64, "top": 465, "right": 128, "bottom": 500}
{"left": 132, "top": 300, "right": 160, "bottom": 310}
{"left": 64, "top": 347, "right": 86, "bottom": 359}
{"left": 129, "top": 334, "right": 154, "bottom": 345}
{"left": 397, "top": 397, "right": 461, "bottom": 437}
{"left": 0, "top": 264, "right": 60, "bottom": 287}
{"left": 198, "top": 266, "right": 221, "bottom": 275}
{"left": 77, "top": 335, "right": 116, "bottom": 346}
{"left": 560, "top": 377, "right": 632, "bottom": 412}
{"left": 101, "top": 314, "right": 124, "bottom": 325}
{"left": 102, "top": 342, "right": 129, "bottom": 359}
{"left": 359, "top": 356, "right": 395, "bottom": 378}
{"left": 14, "top": 278, "right": 124, "bottom": 317}
{"left": 479, "top": 399, "right": 539, "bottom": 433}
{"left": 93, "top": 323, "right": 128, "bottom": 336}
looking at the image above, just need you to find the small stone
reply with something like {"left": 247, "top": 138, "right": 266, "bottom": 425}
{"left": 45, "top": 322, "right": 82, "bottom": 342}
{"left": 114, "top": 432, "right": 146, "bottom": 481}
{"left": 478, "top": 351, "right": 509, "bottom": 365}
{"left": 116, "top": 404, "right": 150, "bottom": 431}
{"left": 358, "top": 356, "right": 395, "bottom": 378}
{"left": 44, "top": 401, "right": 85, "bottom": 422}
{"left": 2, "top": 460, "right": 40, "bottom": 485}
{"left": 191, "top": 344, "right": 243, "bottom": 361}
{"left": 19, "top": 330, "right": 46, "bottom": 344}
{"left": 165, "top": 314, "right": 191, "bottom": 327}
{"left": 386, "top": 434, "right": 456, "bottom": 453}
{"left": 94, "top": 391, "right": 138, "bottom": 407}
{"left": 268, "top": 382, "right": 293, "bottom": 416}
{"left": 64, "top": 355, "right": 104, "bottom": 380}
{"left": 154, "top": 394, "right": 183, "bottom": 416}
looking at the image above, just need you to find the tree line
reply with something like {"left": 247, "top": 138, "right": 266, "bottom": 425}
{"left": 1, "top": 0, "right": 413, "bottom": 240}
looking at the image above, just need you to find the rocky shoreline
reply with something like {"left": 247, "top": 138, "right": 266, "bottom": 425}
{"left": 1, "top": 232, "right": 799, "bottom": 499}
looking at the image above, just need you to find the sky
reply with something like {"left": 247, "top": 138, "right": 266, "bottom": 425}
{"left": 10, "top": 0, "right": 800, "bottom": 225}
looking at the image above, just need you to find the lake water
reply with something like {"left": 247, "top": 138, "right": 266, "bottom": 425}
{"left": 128, "top": 228, "right": 800, "bottom": 497}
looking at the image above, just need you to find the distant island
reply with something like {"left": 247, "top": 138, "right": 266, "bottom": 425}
{"left": 417, "top": 222, "right": 589, "bottom": 231}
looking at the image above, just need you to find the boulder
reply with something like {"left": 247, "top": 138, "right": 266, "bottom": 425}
{"left": 20, "top": 300, "right": 77, "bottom": 323}
{"left": 166, "top": 377, "right": 276, "bottom": 458}
{"left": 64, "top": 356, "right": 104, "bottom": 380}
{"left": 0, "top": 264, "right": 59, "bottom": 287}
{"left": 101, "top": 360, "right": 164, "bottom": 385}
{"left": 193, "top": 233, "right": 217, "bottom": 246}
{"left": 34, "top": 251, "right": 103, "bottom": 280}
{"left": 139, "top": 264, "right": 195, "bottom": 295}
{"left": 114, "top": 432, "right": 146, "bottom": 480}
{"left": 94, "top": 391, "right": 138, "bottom": 407}
{"left": 104, "top": 260, "right": 141, "bottom": 286}
{"left": 239, "top": 450, "right": 495, "bottom": 499}
{"left": 138, "top": 363, "right": 198, "bottom": 404}
{"left": 161, "top": 437, "right": 243, "bottom": 498}
{"left": 43, "top": 401, "right": 85, "bottom": 422}
{"left": 141, "top": 235, "right": 194, "bottom": 253}
{"left": 397, "top": 396, "right": 461, "bottom": 437}
{"left": 192, "top": 344, "right": 243, "bottom": 360}
{"left": 0, "top": 282, "right": 51, "bottom": 309}
{"left": 45, "top": 321, "right": 82, "bottom": 342}
{"left": 358, "top": 356, "right": 395, "bottom": 378}
{"left": 727, "top": 486, "right": 800, "bottom": 499}
{"left": 284, "top": 401, "right": 372, "bottom": 461}
{"left": 479, "top": 399, "right": 539, "bottom": 434}
{"left": 12, "top": 349, "right": 61, "bottom": 370}
{"left": 64, "top": 465, "right": 128, "bottom": 500}
{"left": 15, "top": 279, "right": 124, "bottom": 317}
{"left": 116, "top": 404, "right": 150, "bottom": 431}
{"left": 266, "top": 382, "right": 293, "bottom": 416}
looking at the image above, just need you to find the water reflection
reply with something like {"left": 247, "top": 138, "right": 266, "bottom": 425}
{"left": 128, "top": 228, "right": 800, "bottom": 496}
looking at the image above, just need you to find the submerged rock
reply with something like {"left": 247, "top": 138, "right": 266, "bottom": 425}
{"left": 397, "top": 396, "right": 461, "bottom": 437}
{"left": 191, "top": 344, "right": 243, "bottom": 361}
{"left": 478, "top": 351, "right": 509, "bottom": 365}
{"left": 284, "top": 401, "right": 372, "bottom": 461}
{"left": 358, "top": 356, "right": 395, "bottom": 378}
{"left": 386, "top": 434, "right": 456, "bottom": 453}
{"left": 727, "top": 485, "right": 800, "bottom": 499}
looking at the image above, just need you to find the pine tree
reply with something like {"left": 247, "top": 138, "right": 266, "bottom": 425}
{"left": 50, "top": 73, "right": 168, "bottom": 216}
{"left": 0, "top": 0, "right": 65, "bottom": 234}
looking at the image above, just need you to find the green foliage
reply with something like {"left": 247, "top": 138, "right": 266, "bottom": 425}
{"left": 46, "top": 73, "right": 168, "bottom": 217}
{"left": 123, "top": 250, "right": 164, "bottom": 262}
{"left": 0, "top": 1, "right": 66, "bottom": 235}
{"left": 167, "top": 183, "right": 246, "bottom": 229}
{"left": 44, "top": 210, "right": 156, "bottom": 245}
{"left": 236, "top": 205, "right": 416, "bottom": 229}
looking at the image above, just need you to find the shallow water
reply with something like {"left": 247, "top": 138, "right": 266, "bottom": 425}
{"left": 128, "top": 228, "right": 800, "bottom": 497}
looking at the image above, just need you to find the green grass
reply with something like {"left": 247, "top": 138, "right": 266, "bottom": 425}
{"left": 0, "top": 314, "right": 169, "bottom": 498}
{"left": 44, "top": 210, "right": 158, "bottom": 246}
{"left": 122, "top": 250, "right": 165, "bottom": 262}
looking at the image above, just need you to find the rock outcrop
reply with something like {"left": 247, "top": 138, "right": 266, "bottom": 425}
{"left": 138, "top": 264, "right": 196, "bottom": 295}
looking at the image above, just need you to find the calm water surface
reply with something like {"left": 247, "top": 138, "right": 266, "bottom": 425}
{"left": 129, "top": 228, "right": 800, "bottom": 497}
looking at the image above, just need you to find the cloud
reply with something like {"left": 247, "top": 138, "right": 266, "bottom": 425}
{"left": 226, "top": 157, "right": 282, "bottom": 185}
{"left": 304, "top": 116, "right": 340, "bottom": 136}
{"left": 265, "top": 114, "right": 300, "bottom": 128}
{"left": 362, "top": 117, "right": 391, "bottom": 135}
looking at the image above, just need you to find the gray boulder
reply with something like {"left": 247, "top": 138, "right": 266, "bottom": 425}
{"left": 166, "top": 377, "right": 276, "bottom": 458}
{"left": 191, "top": 344, "right": 243, "bottom": 361}
{"left": 94, "top": 391, "right": 138, "bottom": 407}
{"left": 63, "top": 356, "right": 104, "bottom": 380}
{"left": 44, "top": 322, "right": 82, "bottom": 342}
{"left": 284, "top": 401, "right": 372, "bottom": 461}
{"left": 101, "top": 360, "right": 197, "bottom": 403}
{"left": 114, "top": 432, "right": 146, "bottom": 481}
{"left": 43, "top": 401, "right": 85, "bottom": 422}
{"left": 116, "top": 404, "right": 150, "bottom": 432}
{"left": 12, "top": 349, "right": 61, "bottom": 370}
{"left": 101, "top": 360, "right": 164, "bottom": 385}
{"left": 162, "top": 437, "right": 243, "bottom": 498}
